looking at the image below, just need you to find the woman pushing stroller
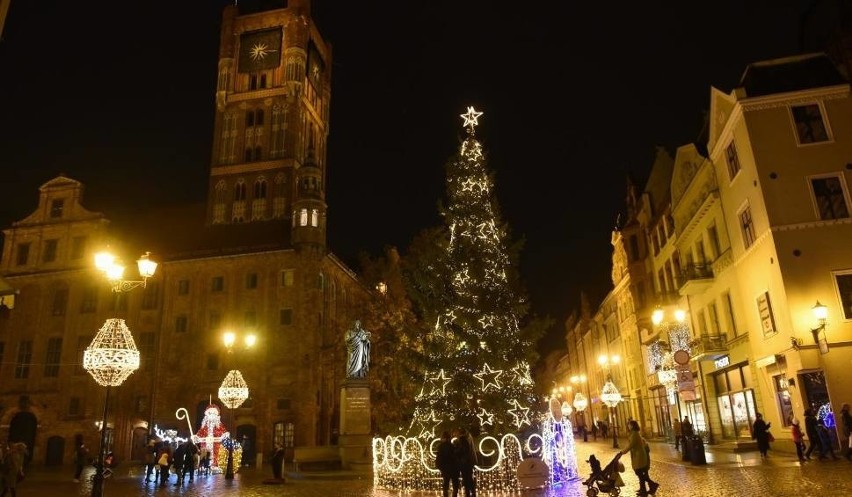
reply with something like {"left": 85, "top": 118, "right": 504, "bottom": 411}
{"left": 620, "top": 420, "right": 659, "bottom": 496}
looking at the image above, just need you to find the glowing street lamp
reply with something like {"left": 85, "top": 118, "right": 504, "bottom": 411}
{"left": 94, "top": 250, "right": 158, "bottom": 292}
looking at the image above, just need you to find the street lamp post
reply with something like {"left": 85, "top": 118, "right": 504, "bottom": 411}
{"left": 86, "top": 250, "right": 156, "bottom": 497}
{"left": 598, "top": 355, "right": 621, "bottom": 449}
{"left": 220, "top": 331, "right": 256, "bottom": 479}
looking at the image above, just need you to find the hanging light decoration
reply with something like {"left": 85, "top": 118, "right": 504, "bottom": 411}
{"left": 83, "top": 319, "right": 141, "bottom": 387}
{"left": 572, "top": 392, "right": 588, "bottom": 412}
{"left": 600, "top": 381, "right": 622, "bottom": 408}
{"left": 218, "top": 370, "right": 249, "bottom": 409}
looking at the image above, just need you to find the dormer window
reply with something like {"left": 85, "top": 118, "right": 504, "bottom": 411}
{"left": 50, "top": 199, "right": 65, "bottom": 218}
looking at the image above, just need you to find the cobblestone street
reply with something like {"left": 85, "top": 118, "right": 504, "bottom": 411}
{"left": 11, "top": 438, "right": 852, "bottom": 497}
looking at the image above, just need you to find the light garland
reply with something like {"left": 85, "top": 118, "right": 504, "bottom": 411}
{"left": 540, "top": 411, "right": 579, "bottom": 487}
{"left": 83, "top": 318, "right": 140, "bottom": 387}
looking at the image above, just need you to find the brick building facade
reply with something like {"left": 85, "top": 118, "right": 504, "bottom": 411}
{"left": 0, "top": 0, "right": 372, "bottom": 466}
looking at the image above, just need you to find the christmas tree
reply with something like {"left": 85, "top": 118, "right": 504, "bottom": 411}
{"left": 410, "top": 106, "right": 537, "bottom": 439}
{"left": 374, "top": 107, "right": 573, "bottom": 493}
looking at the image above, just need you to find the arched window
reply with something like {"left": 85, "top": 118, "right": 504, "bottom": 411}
{"left": 234, "top": 180, "right": 247, "bottom": 201}
{"left": 254, "top": 178, "right": 267, "bottom": 199}
{"left": 252, "top": 177, "right": 267, "bottom": 220}
{"left": 299, "top": 208, "right": 308, "bottom": 226}
{"left": 273, "top": 173, "right": 286, "bottom": 219}
{"left": 256, "top": 109, "right": 264, "bottom": 126}
{"left": 254, "top": 146, "right": 262, "bottom": 161}
{"left": 245, "top": 148, "right": 253, "bottom": 162}
{"left": 213, "top": 181, "right": 227, "bottom": 224}
{"left": 310, "top": 208, "right": 319, "bottom": 227}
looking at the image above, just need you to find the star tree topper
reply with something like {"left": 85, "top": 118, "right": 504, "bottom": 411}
{"left": 460, "top": 106, "right": 483, "bottom": 134}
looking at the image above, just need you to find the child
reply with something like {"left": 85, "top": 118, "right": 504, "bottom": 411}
{"left": 791, "top": 418, "right": 805, "bottom": 462}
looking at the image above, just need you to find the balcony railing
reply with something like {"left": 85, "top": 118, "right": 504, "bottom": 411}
{"left": 690, "top": 333, "right": 728, "bottom": 358}
{"left": 678, "top": 264, "right": 714, "bottom": 296}
{"left": 680, "top": 263, "right": 713, "bottom": 282}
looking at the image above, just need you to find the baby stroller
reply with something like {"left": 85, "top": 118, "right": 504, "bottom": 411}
{"left": 583, "top": 452, "right": 625, "bottom": 496}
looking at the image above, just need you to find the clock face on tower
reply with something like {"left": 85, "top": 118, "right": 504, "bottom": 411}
{"left": 238, "top": 28, "right": 282, "bottom": 73}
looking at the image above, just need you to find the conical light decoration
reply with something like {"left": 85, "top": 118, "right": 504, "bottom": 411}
{"left": 83, "top": 318, "right": 141, "bottom": 386}
{"left": 218, "top": 370, "right": 249, "bottom": 409}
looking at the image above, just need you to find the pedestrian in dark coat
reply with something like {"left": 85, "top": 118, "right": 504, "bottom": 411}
{"left": 840, "top": 402, "right": 852, "bottom": 461}
{"left": 752, "top": 412, "right": 771, "bottom": 458}
{"left": 453, "top": 428, "right": 477, "bottom": 497}
{"left": 817, "top": 419, "right": 838, "bottom": 460}
{"left": 0, "top": 443, "right": 26, "bottom": 497}
{"left": 804, "top": 408, "right": 822, "bottom": 459}
{"left": 436, "top": 431, "right": 459, "bottom": 497}
{"left": 73, "top": 439, "right": 89, "bottom": 483}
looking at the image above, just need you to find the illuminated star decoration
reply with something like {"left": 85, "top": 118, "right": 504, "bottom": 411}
{"left": 511, "top": 363, "right": 534, "bottom": 386}
{"left": 473, "top": 363, "right": 503, "bottom": 393}
{"left": 249, "top": 42, "right": 277, "bottom": 61}
{"left": 429, "top": 370, "right": 451, "bottom": 396}
{"left": 476, "top": 407, "right": 495, "bottom": 426}
{"left": 460, "top": 106, "right": 483, "bottom": 134}
{"left": 508, "top": 399, "right": 531, "bottom": 428}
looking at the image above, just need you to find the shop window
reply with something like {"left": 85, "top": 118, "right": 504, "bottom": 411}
{"left": 774, "top": 375, "right": 793, "bottom": 426}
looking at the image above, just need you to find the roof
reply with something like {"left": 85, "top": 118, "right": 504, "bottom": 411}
{"left": 737, "top": 53, "right": 848, "bottom": 98}
{"left": 108, "top": 203, "right": 293, "bottom": 262}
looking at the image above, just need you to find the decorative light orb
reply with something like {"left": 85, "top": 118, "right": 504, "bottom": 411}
{"left": 244, "top": 334, "right": 257, "bottom": 348}
{"left": 136, "top": 252, "right": 158, "bottom": 278}
{"left": 105, "top": 262, "right": 125, "bottom": 281}
{"left": 812, "top": 301, "right": 828, "bottom": 321}
{"left": 83, "top": 318, "right": 141, "bottom": 387}
{"left": 573, "top": 392, "right": 588, "bottom": 412}
{"left": 612, "top": 355, "right": 621, "bottom": 364}
{"left": 94, "top": 251, "right": 115, "bottom": 272}
{"left": 674, "top": 308, "right": 687, "bottom": 322}
{"left": 600, "top": 381, "right": 622, "bottom": 408}
{"left": 561, "top": 401, "right": 573, "bottom": 417}
{"left": 597, "top": 355, "right": 607, "bottom": 366}
{"left": 651, "top": 307, "right": 664, "bottom": 325}
{"left": 223, "top": 331, "right": 236, "bottom": 348}
{"left": 219, "top": 370, "right": 249, "bottom": 409}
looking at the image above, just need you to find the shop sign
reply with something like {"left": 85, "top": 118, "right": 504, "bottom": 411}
{"left": 714, "top": 356, "right": 730, "bottom": 370}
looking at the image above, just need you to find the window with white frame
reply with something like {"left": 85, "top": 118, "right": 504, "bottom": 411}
{"left": 725, "top": 141, "right": 741, "bottom": 181}
{"left": 810, "top": 175, "right": 850, "bottom": 220}
{"left": 739, "top": 204, "right": 756, "bottom": 249}
{"left": 834, "top": 270, "right": 852, "bottom": 320}
{"left": 791, "top": 103, "right": 830, "bottom": 144}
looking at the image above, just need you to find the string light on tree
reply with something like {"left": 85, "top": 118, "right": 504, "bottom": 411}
{"left": 373, "top": 106, "right": 570, "bottom": 491}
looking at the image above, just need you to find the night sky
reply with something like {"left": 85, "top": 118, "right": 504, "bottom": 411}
{"left": 0, "top": 1, "right": 816, "bottom": 354}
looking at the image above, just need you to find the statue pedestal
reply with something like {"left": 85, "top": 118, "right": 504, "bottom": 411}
{"left": 339, "top": 379, "right": 372, "bottom": 471}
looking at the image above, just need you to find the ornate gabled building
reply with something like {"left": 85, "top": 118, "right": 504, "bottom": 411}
{"left": 0, "top": 0, "right": 372, "bottom": 467}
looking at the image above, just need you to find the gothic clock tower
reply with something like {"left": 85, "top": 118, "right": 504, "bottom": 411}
{"left": 207, "top": 0, "right": 329, "bottom": 251}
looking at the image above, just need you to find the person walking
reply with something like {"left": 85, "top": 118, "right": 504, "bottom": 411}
{"left": 840, "top": 402, "right": 852, "bottom": 461}
{"left": 752, "top": 412, "right": 771, "bottom": 459}
{"left": 0, "top": 443, "right": 26, "bottom": 497}
{"left": 804, "top": 408, "right": 822, "bottom": 459}
{"left": 672, "top": 418, "right": 682, "bottom": 451}
{"left": 454, "top": 428, "right": 477, "bottom": 497}
{"left": 817, "top": 418, "right": 839, "bottom": 460}
{"left": 620, "top": 420, "right": 658, "bottom": 496}
{"left": 73, "top": 438, "right": 88, "bottom": 483}
{"left": 156, "top": 444, "right": 172, "bottom": 487}
{"left": 143, "top": 439, "right": 157, "bottom": 483}
{"left": 791, "top": 418, "right": 806, "bottom": 462}
{"left": 436, "top": 431, "right": 460, "bottom": 497}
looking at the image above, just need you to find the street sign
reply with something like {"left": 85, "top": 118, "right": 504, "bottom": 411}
{"left": 677, "top": 364, "right": 695, "bottom": 393}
